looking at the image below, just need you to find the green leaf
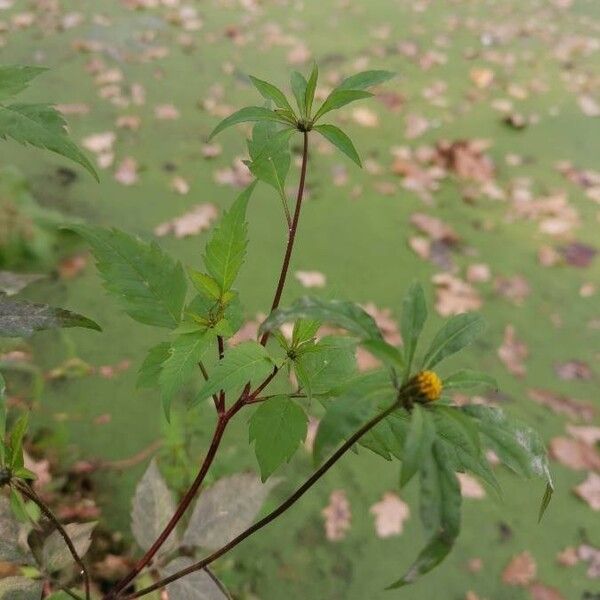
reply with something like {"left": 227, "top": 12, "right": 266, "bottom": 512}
{"left": 193, "top": 341, "right": 274, "bottom": 406}
{"left": 359, "top": 409, "right": 409, "bottom": 460}
{"left": 0, "top": 65, "right": 47, "bottom": 101}
{"left": 72, "top": 225, "right": 187, "bottom": 329}
{"left": 247, "top": 125, "right": 292, "bottom": 200}
{"left": 159, "top": 330, "right": 214, "bottom": 419}
{"left": 161, "top": 557, "right": 230, "bottom": 600}
{"left": 204, "top": 182, "right": 256, "bottom": 294}
{"left": 292, "top": 318, "right": 320, "bottom": 347}
{"left": 0, "top": 103, "right": 98, "bottom": 179}
{"left": 8, "top": 413, "right": 28, "bottom": 470}
{"left": 290, "top": 71, "right": 308, "bottom": 117}
{"left": 443, "top": 370, "right": 497, "bottom": 391}
{"left": 249, "top": 396, "right": 308, "bottom": 481}
{"left": 42, "top": 522, "right": 96, "bottom": 572}
{"left": 313, "top": 89, "right": 372, "bottom": 121}
{"left": 313, "top": 373, "right": 393, "bottom": 464}
{"left": 388, "top": 442, "right": 461, "bottom": 588}
{"left": 188, "top": 270, "right": 221, "bottom": 301}
{"left": 433, "top": 405, "right": 501, "bottom": 497}
{"left": 0, "top": 297, "right": 100, "bottom": 338}
{"left": 400, "top": 404, "right": 435, "bottom": 487}
{"left": 304, "top": 63, "right": 319, "bottom": 117}
{"left": 295, "top": 336, "right": 356, "bottom": 398}
{"left": 259, "top": 296, "right": 382, "bottom": 341}
{"left": 422, "top": 313, "right": 485, "bottom": 370}
{"left": 248, "top": 76, "right": 296, "bottom": 114}
{"left": 137, "top": 342, "right": 171, "bottom": 389}
{"left": 462, "top": 404, "right": 553, "bottom": 519}
{"left": 208, "top": 106, "right": 286, "bottom": 140}
{"left": 337, "top": 70, "right": 395, "bottom": 90}
{"left": 401, "top": 282, "right": 427, "bottom": 380}
{"left": 313, "top": 124, "right": 361, "bottom": 167}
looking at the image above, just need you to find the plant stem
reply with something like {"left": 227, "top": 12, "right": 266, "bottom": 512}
{"left": 105, "top": 416, "right": 229, "bottom": 599}
{"left": 198, "top": 361, "right": 221, "bottom": 413}
{"left": 120, "top": 400, "right": 401, "bottom": 600}
{"left": 260, "top": 130, "right": 309, "bottom": 347}
{"left": 15, "top": 481, "right": 91, "bottom": 600}
{"left": 107, "top": 130, "right": 310, "bottom": 600}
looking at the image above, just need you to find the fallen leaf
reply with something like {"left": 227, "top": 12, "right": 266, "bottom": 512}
{"left": 154, "top": 104, "right": 180, "bottom": 120}
{"left": 470, "top": 67, "right": 495, "bottom": 89}
{"left": 559, "top": 242, "right": 597, "bottom": 267}
{"left": 58, "top": 255, "right": 88, "bottom": 280}
{"left": 493, "top": 275, "right": 531, "bottom": 305}
{"left": 361, "top": 303, "right": 401, "bottom": 345}
{"left": 502, "top": 551, "right": 537, "bottom": 586}
{"left": 574, "top": 472, "right": 600, "bottom": 510}
{"left": 467, "top": 263, "right": 491, "bottom": 283}
{"left": 114, "top": 157, "right": 139, "bottom": 185}
{"left": 528, "top": 583, "right": 566, "bottom": 600}
{"left": 549, "top": 437, "right": 600, "bottom": 471}
{"left": 578, "top": 95, "right": 600, "bottom": 117}
{"left": 554, "top": 360, "right": 593, "bottom": 380}
{"left": 457, "top": 473, "right": 486, "bottom": 499}
{"left": 528, "top": 389, "right": 595, "bottom": 422}
{"left": 352, "top": 107, "right": 379, "bottom": 127}
{"left": 566, "top": 425, "right": 600, "bottom": 446}
{"left": 154, "top": 203, "right": 218, "bottom": 238}
{"left": 369, "top": 492, "right": 410, "bottom": 538}
{"left": 498, "top": 325, "right": 528, "bottom": 377}
{"left": 295, "top": 271, "right": 326, "bottom": 288}
{"left": 170, "top": 176, "right": 190, "bottom": 195}
{"left": 432, "top": 273, "right": 482, "bottom": 316}
{"left": 577, "top": 544, "right": 600, "bottom": 579}
{"left": 322, "top": 490, "right": 351, "bottom": 541}
{"left": 556, "top": 546, "right": 578, "bottom": 567}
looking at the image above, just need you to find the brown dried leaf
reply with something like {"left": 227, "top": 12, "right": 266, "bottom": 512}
{"left": 369, "top": 492, "right": 410, "bottom": 538}
{"left": 432, "top": 273, "right": 482, "bottom": 317}
{"left": 154, "top": 204, "right": 218, "bottom": 239}
{"left": 457, "top": 473, "right": 486, "bottom": 499}
{"left": 498, "top": 325, "right": 528, "bottom": 377}
{"left": 502, "top": 551, "right": 537, "bottom": 586}
{"left": 549, "top": 437, "right": 600, "bottom": 471}
{"left": 322, "top": 490, "right": 351, "bottom": 541}
{"left": 574, "top": 472, "right": 600, "bottom": 510}
{"left": 528, "top": 389, "right": 595, "bottom": 422}
{"left": 295, "top": 271, "right": 326, "bottom": 289}
{"left": 528, "top": 583, "right": 566, "bottom": 600}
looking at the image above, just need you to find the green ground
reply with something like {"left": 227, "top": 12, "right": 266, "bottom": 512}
{"left": 1, "top": 0, "right": 599, "bottom": 598}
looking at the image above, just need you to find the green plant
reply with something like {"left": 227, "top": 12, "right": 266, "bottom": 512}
{"left": 0, "top": 64, "right": 553, "bottom": 600}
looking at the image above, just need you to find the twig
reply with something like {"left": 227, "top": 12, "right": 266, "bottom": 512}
{"left": 198, "top": 361, "right": 221, "bottom": 413}
{"left": 120, "top": 400, "right": 402, "bottom": 599}
{"left": 204, "top": 567, "right": 233, "bottom": 600}
{"left": 260, "top": 131, "right": 309, "bottom": 347}
{"left": 15, "top": 481, "right": 91, "bottom": 600}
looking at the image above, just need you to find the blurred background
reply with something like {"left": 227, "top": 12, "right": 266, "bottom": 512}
{"left": 0, "top": 1, "right": 599, "bottom": 599}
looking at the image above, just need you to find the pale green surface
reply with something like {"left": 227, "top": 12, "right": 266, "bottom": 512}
{"left": 0, "top": 1, "right": 599, "bottom": 598}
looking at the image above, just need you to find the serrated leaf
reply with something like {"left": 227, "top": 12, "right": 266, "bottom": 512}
{"left": 193, "top": 341, "right": 274, "bottom": 406}
{"left": 249, "top": 396, "right": 308, "bottom": 481}
{"left": 388, "top": 442, "right": 460, "bottom": 588}
{"left": 0, "top": 297, "right": 100, "bottom": 338}
{"left": 0, "top": 271, "right": 44, "bottom": 296}
{"left": 0, "top": 576, "right": 43, "bottom": 600}
{"left": 247, "top": 125, "right": 292, "bottom": 200}
{"left": 8, "top": 413, "right": 28, "bottom": 470}
{"left": 0, "top": 103, "right": 97, "bottom": 179}
{"left": 313, "top": 373, "right": 393, "bottom": 464}
{"left": 161, "top": 557, "right": 228, "bottom": 600}
{"left": 204, "top": 183, "right": 256, "bottom": 294}
{"left": 295, "top": 336, "right": 356, "bottom": 398}
{"left": 443, "top": 370, "right": 497, "bottom": 391}
{"left": 208, "top": 106, "right": 286, "bottom": 140}
{"left": 183, "top": 473, "right": 277, "bottom": 549}
{"left": 159, "top": 330, "right": 214, "bottom": 418}
{"left": 290, "top": 71, "right": 308, "bottom": 117}
{"left": 401, "top": 282, "right": 427, "bottom": 380}
{"left": 462, "top": 404, "right": 553, "bottom": 518}
{"left": 400, "top": 404, "right": 435, "bottom": 487}
{"left": 291, "top": 318, "right": 320, "bottom": 347}
{"left": 359, "top": 409, "right": 410, "bottom": 460}
{"left": 313, "top": 89, "right": 373, "bottom": 121}
{"left": 313, "top": 124, "right": 361, "bottom": 167}
{"left": 248, "top": 76, "right": 295, "bottom": 115}
{"left": 131, "top": 460, "right": 178, "bottom": 555}
{"left": 0, "top": 65, "right": 47, "bottom": 101}
{"left": 0, "top": 496, "right": 22, "bottom": 562}
{"left": 72, "top": 225, "right": 187, "bottom": 329}
{"left": 422, "top": 313, "right": 485, "bottom": 370}
{"left": 304, "top": 63, "right": 318, "bottom": 117}
{"left": 337, "top": 70, "right": 395, "bottom": 90}
{"left": 42, "top": 521, "right": 96, "bottom": 572}
{"left": 259, "top": 296, "right": 382, "bottom": 341}
{"left": 188, "top": 271, "right": 221, "bottom": 301}
{"left": 137, "top": 342, "right": 171, "bottom": 389}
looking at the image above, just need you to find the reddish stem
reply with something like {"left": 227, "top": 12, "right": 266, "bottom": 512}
{"left": 260, "top": 131, "right": 309, "bottom": 346}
